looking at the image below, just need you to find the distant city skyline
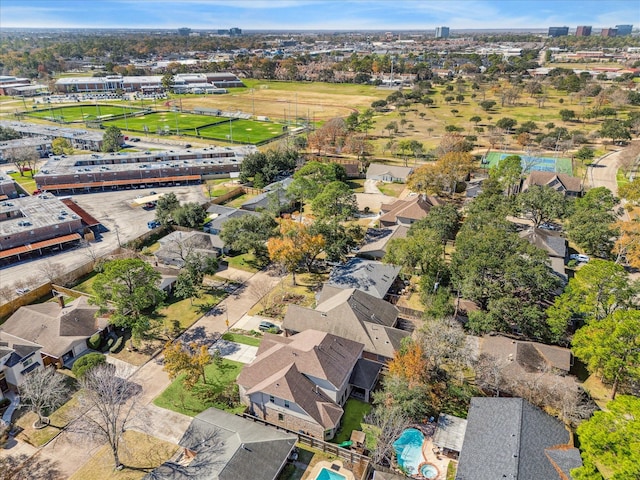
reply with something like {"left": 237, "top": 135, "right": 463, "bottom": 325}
{"left": 1, "top": 0, "right": 637, "bottom": 31}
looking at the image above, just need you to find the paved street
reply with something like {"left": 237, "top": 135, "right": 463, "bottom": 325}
{"left": 1, "top": 265, "right": 282, "bottom": 477}
{"left": 587, "top": 148, "right": 623, "bottom": 195}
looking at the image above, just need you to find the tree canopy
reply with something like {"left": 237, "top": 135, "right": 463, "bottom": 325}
{"left": 566, "top": 187, "right": 619, "bottom": 257}
{"left": 572, "top": 396, "right": 640, "bottom": 480}
{"left": 101, "top": 126, "right": 122, "bottom": 153}
{"left": 91, "top": 258, "right": 165, "bottom": 346}
{"left": 517, "top": 185, "right": 566, "bottom": 227}
{"left": 219, "top": 214, "right": 277, "bottom": 258}
{"left": 573, "top": 309, "right": 640, "bottom": 400}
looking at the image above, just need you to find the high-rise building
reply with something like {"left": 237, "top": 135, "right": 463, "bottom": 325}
{"left": 435, "top": 26, "right": 450, "bottom": 39}
{"left": 601, "top": 28, "right": 618, "bottom": 37}
{"left": 229, "top": 27, "right": 242, "bottom": 36}
{"left": 576, "top": 26, "right": 592, "bottom": 37}
{"left": 615, "top": 24, "right": 633, "bottom": 36}
{"left": 548, "top": 26, "right": 569, "bottom": 37}
{"left": 178, "top": 27, "right": 192, "bottom": 36}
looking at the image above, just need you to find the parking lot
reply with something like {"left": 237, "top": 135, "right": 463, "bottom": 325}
{"left": 0, "top": 184, "right": 206, "bottom": 297}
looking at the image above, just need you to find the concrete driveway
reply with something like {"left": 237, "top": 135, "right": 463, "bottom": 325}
{"left": 209, "top": 340, "right": 257, "bottom": 364}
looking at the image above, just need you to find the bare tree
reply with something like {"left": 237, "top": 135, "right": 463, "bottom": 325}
{"left": 69, "top": 364, "right": 145, "bottom": 469}
{"left": 38, "top": 260, "right": 65, "bottom": 284}
{"left": 6, "top": 146, "right": 39, "bottom": 178}
{"left": 79, "top": 239, "right": 101, "bottom": 265}
{"left": 417, "top": 317, "right": 471, "bottom": 374}
{"left": 145, "top": 428, "right": 225, "bottom": 479}
{"left": 0, "top": 454, "right": 63, "bottom": 480}
{"left": 19, "top": 366, "right": 68, "bottom": 428}
{"left": 365, "top": 408, "right": 410, "bottom": 466}
{"left": 474, "top": 353, "right": 508, "bottom": 397}
{"left": 249, "top": 277, "right": 275, "bottom": 313}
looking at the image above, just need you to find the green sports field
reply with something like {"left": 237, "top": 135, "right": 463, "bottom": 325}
{"left": 483, "top": 151, "right": 573, "bottom": 175}
{"left": 197, "top": 119, "right": 287, "bottom": 143}
{"left": 104, "top": 112, "right": 285, "bottom": 144}
{"left": 27, "top": 104, "right": 147, "bottom": 123}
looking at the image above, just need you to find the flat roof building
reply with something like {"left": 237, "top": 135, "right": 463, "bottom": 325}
{"left": 616, "top": 24, "right": 633, "bottom": 36}
{"left": 548, "top": 26, "right": 569, "bottom": 37}
{"left": 0, "top": 173, "right": 17, "bottom": 199}
{"left": 0, "top": 121, "right": 103, "bottom": 152}
{"left": 34, "top": 145, "right": 256, "bottom": 194}
{"left": 435, "top": 26, "right": 450, "bottom": 39}
{"left": 54, "top": 72, "right": 244, "bottom": 93}
{"left": 0, "top": 194, "right": 83, "bottom": 252}
{"left": 576, "top": 26, "right": 592, "bottom": 37}
{"left": 601, "top": 28, "right": 618, "bottom": 37}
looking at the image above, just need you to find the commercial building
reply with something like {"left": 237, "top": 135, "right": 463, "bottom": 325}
{"left": 0, "top": 174, "right": 17, "bottom": 199}
{"left": 616, "top": 24, "right": 633, "bottom": 36}
{"left": 0, "top": 76, "right": 31, "bottom": 96}
{"left": 33, "top": 145, "right": 256, "bottom": 193}
{"left": 575, "top": 25, "right": 592, "bottom": 37}
{"left": 0, "top": 121, "right": 104, "bottom": 152}
{"left": 435, "top": 26, "right": 450, "bottom": 39}
{"left": 601, "top": 28, "right": 618, "bottom": 37}
{"left": 548, "top": 26, "right": 569, "bottom": 37}
{"left": 54, "top": 72, "right": 244, "bottom": 94}
{"left": 0, "top": 194, "right": 84, "bottom": 255}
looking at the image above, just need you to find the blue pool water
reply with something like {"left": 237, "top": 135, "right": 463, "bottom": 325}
{"left": 315, "top": 467, "right": 347, "bottom": 480}
{"left": 420, "top": 463, "right": 439, "bottom": 479}
{"left": 393, "top": 428, "right": 425, "bottom": 475}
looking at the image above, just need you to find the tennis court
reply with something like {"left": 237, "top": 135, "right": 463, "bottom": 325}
{"left": 483, "top": 151, "right": 572, "bottom": 175}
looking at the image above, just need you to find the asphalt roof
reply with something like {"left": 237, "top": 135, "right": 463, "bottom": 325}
{"left": 456, "top": 397, "right": 572, "bottom": 480}
{"left": 327, "top": 258, "right": 401, "bottom": 299}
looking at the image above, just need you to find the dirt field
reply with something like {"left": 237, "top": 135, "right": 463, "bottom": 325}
{"left": 179, "top": 81, "right": 386, "bottom": 122}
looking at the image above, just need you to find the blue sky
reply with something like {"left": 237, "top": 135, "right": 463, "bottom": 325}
{"left": 2, "top": 0, "right": 638, "bottom": 30}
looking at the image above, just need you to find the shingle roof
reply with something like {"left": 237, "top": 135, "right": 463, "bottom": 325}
{"left": 366, "top": 163, "right": 414, "bottom": 181}
{"left": 379, "top": 194, "right": 441, "bottom": 225}
{"left": 523, "top": 172, "right": 583, "bottom": 195}
{"left": 145, "top": 408, "right": 296, "bottom": 480}
{"left": 327, "top": 258, "right": 401, "bottom": 299}
{"left": 283, "top": 287, "right": 408, "bottom": 359}
{"left": 237, "top": 330, "right": 362, "bottom": 429}
{"left": 480, "top": 335, "right": 572, "bottom": 373}
{"left": 349, "top": 358, "right": 382, "bottom": 391}
{"left": 0, "top": 332, "right": 42, "bottom": 367}
{"left": 545, "top": 445, "right": 584, "bottom": 479}
{"left": 519, "top": 228, "right": 567, "bottom": 258}
{"left": 155, "top": 231, "right": 222, "bottom": 266}
{"left": 205, "top": 206, "right": 260, "bottom": 232}
{"left": 456, "top": 398, "right": 572, "bottom": 480}
{"left": 357, "top": 226, "right": 409, "bottom": 259}
{"left": 0, "top": 297, "right": 104, "bottom": 358}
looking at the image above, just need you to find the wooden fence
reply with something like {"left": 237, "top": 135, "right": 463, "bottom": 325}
{"left": 239, "top": 413, "right": 371, "bottom": 480}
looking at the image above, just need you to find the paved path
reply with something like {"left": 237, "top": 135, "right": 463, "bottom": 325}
{"left": 7, "top": 265, "right": 280, "bottom": 478}
{"left": 209, "top": 340, "right": 258, "bottom": 364}
{"left": 587, "top": 148, "right": 622, "bottom": 195}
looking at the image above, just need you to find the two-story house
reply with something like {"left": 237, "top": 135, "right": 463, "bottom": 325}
{"left": 0, "top": 332, "right": 44, "bottom": 399}
{"left": 237, "top": 330, "right": 379, "bottom": 440}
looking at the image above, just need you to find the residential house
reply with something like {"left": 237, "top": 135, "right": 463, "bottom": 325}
{"left": 327, "top": 258, "right": 402, "bottom": 300}
{"left": 204, "top": 205, "right": 260, "bottom": 235}
{"left": 356, "top": 225, "right": 408, "bottom": 260}
{"left": 0, "top": 296, "right": 107, "bottom": 368}
{"left": 237, "top": 330, "right": 379, "bottom": 440}
{"left": 519, "top": 228, "right": 568, "bottom": 282}
{"left": 379, "top": 194, "right": 442, "bottom": 227}
{"left": 478, "top": 335, "right": 574, "bottom": 375}
{"left": 0, "top": 332, "right": 44, "bottom": 399}
{"left": 521, "top": 171, "right": 583, "bottom": 197}
{"left": 145, "top": 408, "right": 296, "bottom": 480}
{"left": 154, "top": 231, "right": 222, "bottom": 267}
{"left": 241, "top": 177, "right": 293, "bottom": 212}
{"left": 456, "top": 397, "right": 582, "bottom": 480}
{"left": 284, "top": 285, "right": 409, "bottom": 363}
{"left": 366, "top": 163, "right": 414, "bottom": 183}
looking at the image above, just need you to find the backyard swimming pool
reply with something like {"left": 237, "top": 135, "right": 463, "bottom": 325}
{"left": 315, "top": 467, "right": 347, "bottom": 480}
{"left": 393, "top": 428, "right": 425, "bottom": 475}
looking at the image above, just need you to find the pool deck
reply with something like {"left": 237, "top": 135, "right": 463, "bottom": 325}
{"left": 308, "top": 460, "right": 356, "bottom": 480}
{"left": 405, "top": 424, "right": 451, "bottom": 480}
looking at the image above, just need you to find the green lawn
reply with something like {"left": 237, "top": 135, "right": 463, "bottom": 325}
{"left": 9, "top": 171, "right": 38, "bottom": 193}
{"left": 222, "top": 332, "right": 262, "bottom": 346}
{"left": 27, "top": 104, "right": 146, "bottom": 123}
{"left": 198, "top": 119, "right": 285, "bottom": 143}
{"left": 224, "top": 252, "right": 267, "bottom": 272}
{"left": 155, "top": 286, "right": 227, "bottom": 331}
{"left": 331, "top": 398, "right": 372, "bottom": 444}
{"left": 104, "top": 111, "right": 227, "bottom": 134}
{"left": 153, "top": 359, "right": 245, "bottom": 416}
{"left": 347, "top": 179, "right": 366, "bottom": 193}
{"left": 378, "top": 182, "right": 406, "bottom": 197}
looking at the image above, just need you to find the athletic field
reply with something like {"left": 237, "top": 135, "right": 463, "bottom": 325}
{"left": 103, "top": 111, "right": 286, "bottom": 144}
{"left": 26, "top": 104, "right": 147, "bottom": 123}
{"left": 483, "top": 151, "right": 573, "bottom": 175}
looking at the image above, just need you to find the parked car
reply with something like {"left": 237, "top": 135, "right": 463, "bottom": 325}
{"left": 570, "top": 254, "right": 589, "bottom": 263}
{"left": 147, "top": 220, "right": 160, "bottom": 229}
{"left": 258, "top": 321, "right": 279, "bottom": 332}
{"left": 540, "top": 222, "right": 561, "bottom": 231}
{"left": 15, "top": 288, "right": 31, "bottom": 295}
